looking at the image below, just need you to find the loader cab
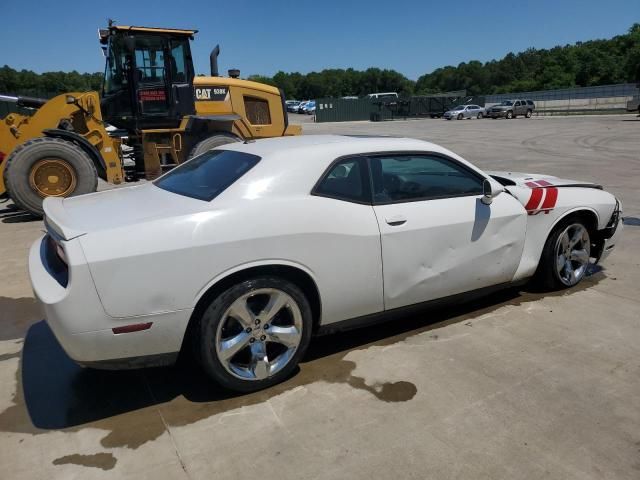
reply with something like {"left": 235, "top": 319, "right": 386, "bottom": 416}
{"left": 100, "top": 26, "right": 197, "bottom": 131}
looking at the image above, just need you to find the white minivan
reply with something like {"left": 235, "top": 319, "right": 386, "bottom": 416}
{"left": 366, "top": 92, "right": 398, "bottom": 99}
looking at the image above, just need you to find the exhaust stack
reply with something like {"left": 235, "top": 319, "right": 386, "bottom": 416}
{"left": 210, "top": 45, "right": 220, "bottom": 77}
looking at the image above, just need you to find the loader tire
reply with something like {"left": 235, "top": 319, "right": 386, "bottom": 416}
{"left": 3, "top": 137, "right": 98, "bottom": 218}
{"left": 188, "top": 133, "right": 240, "bottom": 159}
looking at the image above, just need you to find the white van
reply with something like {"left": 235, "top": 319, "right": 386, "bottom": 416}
{"left": 366, "top": 92, "right": 398, "bottom": 99}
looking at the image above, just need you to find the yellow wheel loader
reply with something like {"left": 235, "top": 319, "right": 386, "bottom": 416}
{"left": 0, "top": 23, "right": 300, "bottom": 216}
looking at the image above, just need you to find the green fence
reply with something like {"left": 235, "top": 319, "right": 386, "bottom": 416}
{"left": 314, "top": 93, "right": 486, "bottom": 123}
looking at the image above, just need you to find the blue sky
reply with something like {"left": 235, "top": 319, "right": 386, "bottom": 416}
{"left": 1, "top": 0, "right": 638, "bottom": 79}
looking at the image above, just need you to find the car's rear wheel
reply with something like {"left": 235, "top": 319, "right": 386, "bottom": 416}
{"left": 477, "top": 112, "right": 483, "bottom": 119}
{"left": 506, "top": 111, "right": 513, "bottom": 119}
{"left": 457, "top": 113, "right": 463, "bottom": 120}
{"left": 525, "top": 109, "right": 533, "bottom": 118}
{"left": 536, "top": 218, "right": 591, "bottom": 290}
{"left": 197, "top": 276, "right": 312, "bottom": 392}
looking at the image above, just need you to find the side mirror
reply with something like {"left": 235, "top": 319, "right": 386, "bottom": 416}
{"left": 65, "top": 95, "right": 77, "bottom": 105}
{"left": 481, "top": 178, "right": 503, "bottom": 205}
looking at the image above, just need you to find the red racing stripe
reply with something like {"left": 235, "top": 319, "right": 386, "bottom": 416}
{"left": 525, "top": 181, "right": 539, "bottom": 188}
{"left": 524, "top": 188, "right": 544, "bottom": 211}
{"left": 535, "top": 179, "right": 553, "bottom": 186}
{"left": 539, "top": 187, "right": 558, "bottom": 210}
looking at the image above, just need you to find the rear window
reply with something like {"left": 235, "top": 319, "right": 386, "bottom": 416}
{"left": 154, "top": 150, "right": 260, "bottom": 201}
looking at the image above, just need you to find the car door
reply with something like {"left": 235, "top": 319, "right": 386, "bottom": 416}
{"left": 369, "top": 153, "right": 527, "bottom": 310}
{"left": 464, "top": 106, "right": 472, "bottom": 118}
{"left": 311, "top": 156, "right": 385, "bottom": 322}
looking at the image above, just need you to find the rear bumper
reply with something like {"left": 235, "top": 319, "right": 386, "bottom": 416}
{"left": 28, "top": 235, "right": 192, "bottom": 368}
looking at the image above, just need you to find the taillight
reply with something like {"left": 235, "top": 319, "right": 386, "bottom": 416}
{"left": 55, "top": 243, "right": 67, "bottom": 264}
{"left": 0, "top": 151, "right": 6, "bottom": 164}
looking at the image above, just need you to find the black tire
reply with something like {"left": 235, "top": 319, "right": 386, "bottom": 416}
{"left": 188, "top": 133, "right": 240, "bottom": 159}
{"left": 525, "top": 109, "right": 532, "bottom": 118}
{"left": 3, "top": 137, "right": 98, "bottom": 217}
{"left": 506, "top": 110, "right": 513, "bottom": 119}
{"left": 457, "top": 113, "right": 463, "bottom": 120}
{"left": 534, "top": 216, "right": 591, "bottom": 291}
{"left": 197, "top": 276, "right": 313, "bottom": 392}
{"left": 477, "top": 112, "right": 483, "bottom": 119}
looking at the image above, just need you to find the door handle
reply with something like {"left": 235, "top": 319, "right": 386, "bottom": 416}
{"left": 385, "top": 215, "right": 407, "bottom": 226}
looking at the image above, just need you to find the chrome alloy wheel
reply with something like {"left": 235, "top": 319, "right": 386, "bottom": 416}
{"left": 555, "top": 223, "right": 591, "bottom": 286}
{"left": 215, "top": 288, "right": 303, "bottom": 381}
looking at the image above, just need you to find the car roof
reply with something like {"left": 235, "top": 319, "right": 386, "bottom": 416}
{"left": 220, "top": 135, "right": 445, "bottom": 158}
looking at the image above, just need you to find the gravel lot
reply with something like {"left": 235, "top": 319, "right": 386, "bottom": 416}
{"left": 1, "top": 114, "right": 639, "bottom": 479}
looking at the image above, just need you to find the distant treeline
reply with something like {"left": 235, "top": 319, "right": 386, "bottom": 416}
{"left": 253, "top": 24, "right": 640, "bottom": 99}
{"left": 0, "top": 67, "right": 102, "bottom": 98}
{"left": 2, "top": 24, "right": 638, "bottom": 100}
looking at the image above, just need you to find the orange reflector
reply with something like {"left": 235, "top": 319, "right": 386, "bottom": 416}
{"left": 112, "top": 322, "right": 153, "bottom": 334}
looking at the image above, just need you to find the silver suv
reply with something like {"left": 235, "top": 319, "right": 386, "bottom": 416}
{"left": 488, "top": 99, "right": 535, "bottom": 119}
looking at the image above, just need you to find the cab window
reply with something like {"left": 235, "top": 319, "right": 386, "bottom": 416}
{"left": 370, "top": 154, "right": 484, "bottom": 203}
{"left": 169, "top": 39, "right": 190, "bottom": 83}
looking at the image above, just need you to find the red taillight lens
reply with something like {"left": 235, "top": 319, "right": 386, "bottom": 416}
{"left": 0, "top": 151, "right": 6, "bottom": 164}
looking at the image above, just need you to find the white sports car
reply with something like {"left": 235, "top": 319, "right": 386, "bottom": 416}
{"left": 29, "top": 135, "right": 622, "bottom": 391}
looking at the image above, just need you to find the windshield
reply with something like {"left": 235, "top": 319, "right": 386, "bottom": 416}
{"left": 103, "top": 36, "right": 130, "bottom": 95}
{"left": 499, "top": 101, "right": 514, "bottom": 106}
{"left": 154, "top": 150, "right": 260, "bottom": 201}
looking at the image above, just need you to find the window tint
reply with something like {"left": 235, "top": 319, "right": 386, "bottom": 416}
{"left": 244, "top": 97, "right": 272, "bottom": 124}
{"left": 370, "top": 155, "right": 484, "bottom": 203}
{"left": 154, "top": 150, "right": 260, "bottom": 201}
{"left": 314, "top": 157, "right": 370, "bottom": 203}
{"left": 514, "top": 101, "right": 521, "bottom": 106}
{"left": 527, "top": 100, "right": 534, "bottom": 105}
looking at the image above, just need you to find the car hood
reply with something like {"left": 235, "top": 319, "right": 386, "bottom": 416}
{"left": 486, "top": 171, "right": 601, "bottom": 189}
{"left": 44, "top": 183, "right": 206, "bottom": 240}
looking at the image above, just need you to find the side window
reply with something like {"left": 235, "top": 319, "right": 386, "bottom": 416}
{"left": 514, "top": 100, "right": 521, "bottom": 106}
{"left": 244, "top": 96, "right": 272, "bottom": 125}
{"left": 527, "top": 100, "right": 534, "bottom": 106}
{"left": 314, "top": 157, "right": 371, "bottom": 203}
{"left": 169, "top": 39, "right": 190, "bottom": 83}
{"left": 370, "top": 154, "right": 484, "bottom": 203}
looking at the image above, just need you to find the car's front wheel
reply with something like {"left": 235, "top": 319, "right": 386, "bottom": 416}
{"left": 536, "top": 218, "right": 591, "bottom": 290}
{"left": 506, "top": 110, "right": 513, "bottom": 119}
{"left": 197, "top": 276, "right": 312, "bottom": 392}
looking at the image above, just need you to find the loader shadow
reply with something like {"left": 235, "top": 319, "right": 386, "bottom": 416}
{"left": 18, "top": 269, "right": 605, "bottom": 432}
{"left": 0, "top": 204, "right": 38, "bottom": 223}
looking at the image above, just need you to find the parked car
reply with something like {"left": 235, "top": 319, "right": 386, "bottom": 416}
{"left": 30, "top": 135, "right": 622, "bottom": 392}
{"left": 305, "top": 100, "right": 316, "bottom": 114}
{"left": 366, "top": 92, "right": 398, "bottom": 100}
{"left": 286, "top": 100, "right": 301, "bottom": 113}
{"left": 488, "top": 99, "right": 535, "bottom": 119}
{"left": 296, "top": 101, "right": 310, "bottom": 113}
{"left": 443, "top": 104, "right": 485, "bottom": 120}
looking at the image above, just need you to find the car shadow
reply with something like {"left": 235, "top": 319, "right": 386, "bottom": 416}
{"left": 15, "top": 269, "right": 606, "bottom": 432}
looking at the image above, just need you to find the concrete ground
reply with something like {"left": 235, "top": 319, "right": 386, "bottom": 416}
{"left": 1, "top": 115, "right": 639, "bottom": 479}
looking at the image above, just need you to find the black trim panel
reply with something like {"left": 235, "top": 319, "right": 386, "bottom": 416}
{"left": 316, "top": 279, "right": 529, "bottom": 336}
